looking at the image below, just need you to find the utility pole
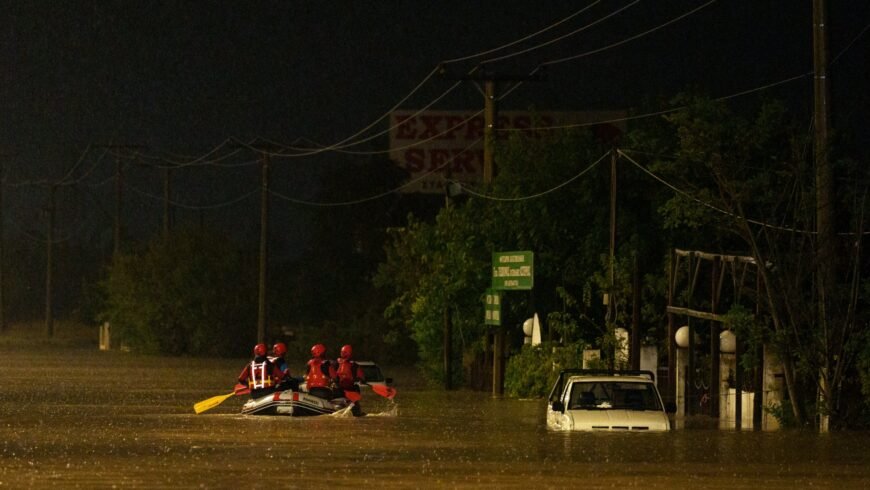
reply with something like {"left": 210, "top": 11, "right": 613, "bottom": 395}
{"left": 94, "top": 145, "right": 144, "bottom": 256}
{"left": 483, "top": 79, "right": 496, "bottom": 184}
{"left": 608, "top": 147, "right": 618, "bottom": 369}
{"left": 257, "top": 152, "right": 270, "bottom": 344}
{"left": 114, "top": 158, "right": 123, "bottom": 256}
{"left": 441, "top": 65, "right": 543, "bottom": 395}
{"left": 163, "top": 165, "right": 173, "bottom": 238}
{"left": 45, "top": 185, "right": 56, "bottom": 338}
{"left": 0, "top": 164, "right": 4, "bottom": 334}
{"left": 813, "top": 0, "right": 834, "bottom": 434}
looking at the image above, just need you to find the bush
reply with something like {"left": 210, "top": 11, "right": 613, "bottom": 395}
{"left": 504, "top": 341, "right": 587, "bottom": 398}
{"left": 99, "top": 229, "right": 257, "bottom": 356}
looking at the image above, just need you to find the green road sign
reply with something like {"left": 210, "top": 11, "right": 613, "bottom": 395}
{"left": 485, "top": 289, "right": 501, "bottom": 326}
{"left": 491, "top": 251, "right": 534, "bottom": 290}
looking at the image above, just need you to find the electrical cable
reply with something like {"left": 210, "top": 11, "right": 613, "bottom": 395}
{"left": 56, "top": 143, "right": 93, "bottom": 187}
{"left": 238, "top": 78, "right": 465, "bottom": 157}
{"left": 499, "top": 72, "right": 811, "bottom": 133}
{"left": 441, "top": 1, "right": 601, "bottom": 64}
{"left": 618, "top": 149, "right": 814, "bottom": 233}
{"left": 456, "top": 151, "right": 609, "bottom": 202}
{"left": 127, "top": 184, "right": 259, "bottom": 210}
{"left": 540, "top": 0, "right": 718, "bottom": 67}
{"left": 59, "top": 146, "right": 112, "bottom": 187}
{"left": 268, "top": 138, "right": 483, "bottom": 206}
{"left": 480, "top": 0, "right": 640, "bottom": 65}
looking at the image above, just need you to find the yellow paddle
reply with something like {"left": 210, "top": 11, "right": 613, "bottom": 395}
{"left": 194, "top": 384, "right": 249, "bottom": 414}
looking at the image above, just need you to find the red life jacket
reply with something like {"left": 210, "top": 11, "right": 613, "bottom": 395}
{"left": 306, "top": 358, "right": 331, "bottom": 388}
{"left": 335, "top": 358, "right": 359, "bottom": 389}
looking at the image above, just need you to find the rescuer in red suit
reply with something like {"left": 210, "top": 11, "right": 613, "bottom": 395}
{"left": 305, "top": 343, "right": 337, "bottom": 399}
{"left": 335, "top": 344, "right": 365, "bottom": 391}
{"left": 335, "top": 344, "right": 365, "bottom": 415}
{"left": 238, "top": 343, "right": 284, "bottom": 399}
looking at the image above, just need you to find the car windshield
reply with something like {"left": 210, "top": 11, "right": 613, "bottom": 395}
{"left": 359, "top": 365, "right": 384, "bottom": 382}
{"left": 567, "top": 381, "right": 662, "bottom": 411}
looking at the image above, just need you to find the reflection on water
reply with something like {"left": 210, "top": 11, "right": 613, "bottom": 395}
{"left": 2, "top": 345, "right": 869, "bottom": 488}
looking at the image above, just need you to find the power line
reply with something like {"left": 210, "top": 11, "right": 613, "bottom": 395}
{"left": 268, "top": 138, "right": 483, "bottom": 207}
{"left": 540, "top": 0, "right": 719, "bottom": 68}
{"left": 480, "top": 0, "right": 640, "bottom": 65}
{"left": 441, "top": 1, "right": 602, "bottom": 64}
{"left": 127, "top": 184, "right": 259, "bottom": 210}
{"left": 456, "top": 151, "right": 609, "bottom": 202}
{"left": 618, "top": 149, "right": 813, "bottom": 234}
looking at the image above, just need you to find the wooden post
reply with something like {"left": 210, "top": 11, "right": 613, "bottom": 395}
{"left": 444, "top": 307, "right": 453, "bottom": 390}
{"left": 45, "top": 185, "right": 56, "bottom": 338}
{"left": 686, "top": 252, "right": 695, "bottom": 416}
{"left": 667, "top": 249, "right": 676, "bottom": 402}
{"left": 257, "top": 154, "right": 270, "bottom": 344}
{"left": 631, "top": 254, "right": 641, "bottom": 371}
{"left": 710, "top": 257, "right": 721, "bottom": 417}
{"left": 163, "top": 166, "right": 172, "bottom": 238}
{"left": 114, "top": 158, "right": 122, "bottom": 256}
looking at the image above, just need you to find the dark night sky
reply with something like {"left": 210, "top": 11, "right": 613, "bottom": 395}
{"left": 2, "top": 1, "right": 868, "bottom": 253}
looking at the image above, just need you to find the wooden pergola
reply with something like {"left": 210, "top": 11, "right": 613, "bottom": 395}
{"left": 666, "top": 248, "right": 763, "bottom": 428}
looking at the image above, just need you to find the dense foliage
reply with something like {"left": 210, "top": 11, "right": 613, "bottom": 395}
{"left": 504, "top": 342, "right": 587, "bottom": 398}
{"left": 99, "top": 229, "right": 256, "bottom": 356}
{"left": 376, "top": 127, "right": 662, "bottom": 387}
{"left": 377, "top": 96, "right": 870, "bottom": 429}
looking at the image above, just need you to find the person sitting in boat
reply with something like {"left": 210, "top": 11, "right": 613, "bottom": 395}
{"left": 335, "top": 344, "right": 365, "bottom": 393}
{"left": 238, "top": 343, "right": 284, "bottom": 399}
{"left": 304, "top": 343, "right": 337, "bottom": 400}
{"left": 335, "top": 344, "right": 365, "bottom": 416}
{"left": 270, "top": 342, "right": 300, "bottom": 391}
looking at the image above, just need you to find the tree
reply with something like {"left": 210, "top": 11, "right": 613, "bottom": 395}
{"left": 637, "top": 95, "right": 869, "bottom": 428}
{"left": 376, "top": 127, "right": 657, "bottom": 386}
{"left": 99, "top": 228, "right": 257, "bottom": 356}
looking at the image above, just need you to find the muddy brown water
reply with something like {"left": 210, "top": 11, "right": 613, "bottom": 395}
{"left": 1, "top": 344, "right": 869, "bottom": 488}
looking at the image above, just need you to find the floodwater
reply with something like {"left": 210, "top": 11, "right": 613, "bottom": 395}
{"left": 2, "top": 344, "right": 870, "bottom": 488}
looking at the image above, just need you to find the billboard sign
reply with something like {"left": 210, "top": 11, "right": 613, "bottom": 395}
{"left": 389, "top": 110, "right": 625, "bottom": 193}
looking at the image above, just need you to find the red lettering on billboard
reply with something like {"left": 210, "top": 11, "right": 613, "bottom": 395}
{"left": 452, "top": 149, "right": 478, "bottom": 174}
{"left": 465, "top": 116, "right": 484, "bottom": 139}
{"left": 395, "top": 114, "right": 416, "bottom": 139}
{"left": 429, "top": 149, "right": 452, "bottom": 171}
{"left": 405, "top": 148, "right": 425, "bottom": 172}
{"left": 443, "top": 115, "right": 466, "bottom": 140}
{"left": 419, "top": 115, "right": 442, "bottom": 139}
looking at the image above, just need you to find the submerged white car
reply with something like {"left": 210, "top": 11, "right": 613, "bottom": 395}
{"left": 356, "top": 361, "right": 393, "bottom": 388}
{"left": 546, "top": 369, "right": 673, "bottom": 432}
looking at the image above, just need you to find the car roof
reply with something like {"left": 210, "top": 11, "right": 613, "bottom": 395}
{"left": 565, "top": 375, "right": 653, "bottom": 384}
{"left": 548, "top": 369, "right": 657, "bottom": 402}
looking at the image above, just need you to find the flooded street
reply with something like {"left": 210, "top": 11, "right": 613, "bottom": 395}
{"left": 2, "top": 344, "right": 869, "bottom": 488}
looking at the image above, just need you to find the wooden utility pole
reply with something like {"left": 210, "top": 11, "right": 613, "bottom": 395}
{"left": 608, "top": 147, "right": 618, "bottom": 369}
{"left": 163, "top": 166, "right": 173, "bottom": 238}
{"left": 441, "top": 66, "right": 542, "bottom": 395}
{"left": 45, "top": 185, "right": 56, "bottom": 338}
{"left": 630, "top": 254, "right": 641, "bottom": 371}
{"left": 0, "top": 164, "right": 4, "bottom": 334}
{"left": 94, "top": 145, "right": 144, "bottom": 256}
{"left": 813, "top": 0, "right": 834, "bottom": 434}
{"left": 483, "top": 80, "right": 496, "bottom": 184}
{"left": 114, "top": 158, "right": 123, "bottom": 256}
{"left": 444, "top": 164, "right": 454, "bottom": 390}
{"left": 257, "top": 153, "right": 270, "bottom": 344}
